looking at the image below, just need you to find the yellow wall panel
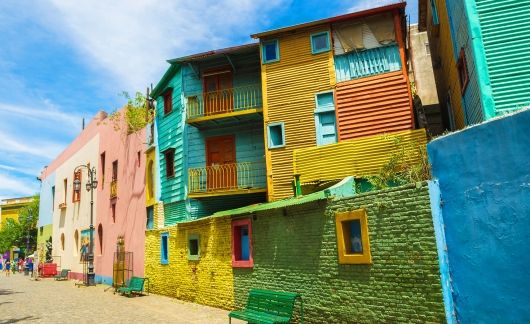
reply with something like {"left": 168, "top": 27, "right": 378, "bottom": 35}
{"left": 144, "top": 216, "right": 234, "bottom": 310}
{"left": 293, "top": 129, "right": 428, "bottom": 183}
{"left": 262, "top": 26, "right": 335, "bottom": 200}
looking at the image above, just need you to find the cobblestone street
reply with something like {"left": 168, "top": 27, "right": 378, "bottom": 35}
{"left": 0, "top": 274, "right": 243, "bottom": 323}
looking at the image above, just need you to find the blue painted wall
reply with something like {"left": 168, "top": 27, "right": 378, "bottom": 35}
{"left": 38, "top": 171, "right": 56, "bottom": 227}
{"left": 428, "top": 109, "right": 530, "bottom": 323}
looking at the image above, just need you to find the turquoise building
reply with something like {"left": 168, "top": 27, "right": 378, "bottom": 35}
{"left": 150, "top": 44, "right": 266, "bottom": 226}
{"left": 421, "top": 0, "right": 530, "bottom": 127}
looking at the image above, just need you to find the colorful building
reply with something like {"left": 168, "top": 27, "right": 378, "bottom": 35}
{"left": 38, "top": 109, "right": 146, "bottom": 282}
{"left": 150, "top": 44, "right": 267, "bottom": 225}
{"left": 252, "top": 2, "right": 426, "bottom": 200}
{"left": 419, "top": 0, "right": 530, "bottom": 129}
{"left": 0, "top": 196, "right": 33, "bottom": 261}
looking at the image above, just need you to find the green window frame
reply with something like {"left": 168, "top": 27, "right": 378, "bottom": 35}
{"left": 261, "top": 39, "right": 280, "bottom": 64}
{"left": 188, "top": 234, "right": 200, "bottom": 261}
{"left": 311, "top": 31, "right": 331, "bottom": 54}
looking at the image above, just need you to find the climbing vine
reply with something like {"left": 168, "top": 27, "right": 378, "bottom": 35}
{"left": 107, "top": 91, "right": 154, "bottom": 134}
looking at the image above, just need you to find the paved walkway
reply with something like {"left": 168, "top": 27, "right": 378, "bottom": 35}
{"left": 0, "top": 273, "right": 243, "bottom": 323}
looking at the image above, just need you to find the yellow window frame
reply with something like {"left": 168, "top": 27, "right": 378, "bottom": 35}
{"left": 335, "top": 209, "right": 372, "bottom": 264}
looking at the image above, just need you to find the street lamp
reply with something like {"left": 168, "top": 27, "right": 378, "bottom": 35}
{"left": 74, "top": 165, "right": 97, "bottom": 286}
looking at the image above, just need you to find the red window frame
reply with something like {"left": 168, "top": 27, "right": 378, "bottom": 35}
{"left": 231, "top": 218, "right": 253, "bottom": 268}
{"left": 164, "top": 148, "right": 175, "bottom": 178}
{"left": 72, "top": 170, "right": 81, "bottom": 202}
{"left": 163, "top": 88, "right": 173, "bottom": 115}
{"left": 457, "top": 47, "right": 469, "bottom": 95}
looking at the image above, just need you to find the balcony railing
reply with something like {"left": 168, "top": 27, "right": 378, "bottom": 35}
{"left": 186, "top": 84, "right": 262, "bottom": 120}
{"left": 188, "top": 161, "right": 266, "bottom": 194}
{"left": 110, "top": 180, "right": 118, "bottom": 199}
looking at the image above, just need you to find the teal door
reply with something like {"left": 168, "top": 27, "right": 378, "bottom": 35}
{"left": 316, "top": 111, "right": 337, "bottom": 146}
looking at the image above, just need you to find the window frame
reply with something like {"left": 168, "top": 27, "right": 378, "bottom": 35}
{"left": 261, "top": 39, "right": 280, "bottom": 64}
{"left": 163, "top": 148, "right": 176, "bottom": 178}
{"left": 231, "top": 218, "right": 253, "bottom": 268}
{"left": 310, "top": 31, "right": 331, "bottom": 54}
{"left": 160, "top": 232, "right": 169, "bottom": 265}
{"left": 267, "top": 122, "right": 286, "bottom": 149}
{"left": 187, "top": 234, "right": 200, "bottom": 261}
{"left": 457, "top": 47, "right": 469, "bottom": 95}
{"left": 163, "top": 88, "right": 173, "bottom": 116}
{"left": 72, "top": 170, "right": 81, "bottom": 203}
{"left": 335, "top": 209, "right": 372, "bottom": 264}
{"left": 314, "top": 91, "right": 338, "bottom": 146}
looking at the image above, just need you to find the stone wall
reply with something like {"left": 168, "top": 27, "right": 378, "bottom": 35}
{"left": 144, "top": 216, "right": 234, "bottom": 310}
{"left": 234, "top": 183, "right": 445, "bottom": 323}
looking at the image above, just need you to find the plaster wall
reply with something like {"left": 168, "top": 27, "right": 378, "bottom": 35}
{"left": 428, "top": 109, "right": 530, "bottom": 323}
{"left": 409, "top": 24, "right": 439, "bottom": 106}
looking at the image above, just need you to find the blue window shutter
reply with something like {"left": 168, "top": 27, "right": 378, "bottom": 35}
{"left": 316, "top": 111, "right": 338, "bottom": 146}
{"left": 240, "top": 227, "right": 249, "bottom": 261}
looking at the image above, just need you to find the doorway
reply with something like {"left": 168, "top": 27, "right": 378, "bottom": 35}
{"left": 203, "top": 69, "right": 233, "bottom": 116}
{"left": 206, "top": 135, "right": 236, "bottom": 191}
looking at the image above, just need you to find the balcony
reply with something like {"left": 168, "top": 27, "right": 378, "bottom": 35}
{"left": 186, "top": 84, "right": 262, "bottom": 126}
{"left": 188, "top": 161, "right": 266, "bottom": 198}
{"left": 110, "top": 180, "right": 118, "bottom": 199}
{"left": 293, "top": 129, "right": 428, "bottom": 185}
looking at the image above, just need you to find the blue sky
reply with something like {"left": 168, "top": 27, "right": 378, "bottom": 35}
{"left": 0, "top": 0, "right": 417, "bottom": 201}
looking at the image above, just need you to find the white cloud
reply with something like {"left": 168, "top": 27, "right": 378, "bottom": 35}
{"left": 0, "top": 129, "right": 65, "bottom": 160}
{"left": 41, "top": 0, "right": 287, "bottom": 92}
{"left": 0, "top": 172, "right": 38, "bottom": 199}
{"left": 0, "top": 102, "right": 81, "bottom": 130}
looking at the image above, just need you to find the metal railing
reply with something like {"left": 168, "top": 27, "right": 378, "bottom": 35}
{"left": 186, "top": 84, "right": 262, "bottom": 120}
{"left": 188, "top": 161, "right": 266, "bottom": 194}
{"left": 110, "top": 180, "right": 118, "bottom": 199}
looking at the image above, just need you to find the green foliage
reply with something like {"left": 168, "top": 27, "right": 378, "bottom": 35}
{"left": 108, "top": 91, "right": 153, "bottom": 134}
{"left": 365, "top": 136, "right": 431, "bottom": 191}
{"left": 0, "top": 195, "right": 39, "bottom": 255}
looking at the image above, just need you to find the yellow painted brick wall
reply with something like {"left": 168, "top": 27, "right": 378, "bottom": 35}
{"left": 144, "top": 216, "right": 234, "bottom": 310}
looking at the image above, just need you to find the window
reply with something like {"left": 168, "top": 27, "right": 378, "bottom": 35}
{"left": 160, "top": 232, "right": 169, "bottom": 264}
{"left": 137, "top": 151, "right": 141, "bottom": 167}
{"left": 457, "top": 48, "right": 469, "bottom": 94}
{"left": 335, "top": 209, "right": 372, "bottom": 264}
{"left": 61, "top": 233, "right": 65, "bottom": 251}
{"left": 39, "top": 226, "right": 43, "bottom": 235}
{"left": 261, "top": 39, "right": 279, "bottom": 64}
{"left": 73, "top": 170, "right": 81, "bottom": 202}
{"left": 146, "top": 206, "right": 154, "bottom": 230}
{"left": 51, "top": 186, "right": 55, "bottom": 211}
{"left": 112, "top": 160, "right": 118, "bottom": 181}
{"left": 267, "top": 122, "right": 285, "bottom": 149}
{"left": 74, "top": 230, "right": 79, "bottom": 256}
{"left": 430, "top": 0, "right": 439, "bottom": 25}
{"left": 188, "top": 234, "right": 200, "bottom": 261}
{"left": 111, "top": 203, "right": 116, "bottom": 223}
{"left": 232, "top": 219, "right": 253, "bottom": 268}
{"left": 163, "top": 88, "right": 173, "bottom": 115}
{"left": 164, "top": 148, "right": 175, "bottom": 178}
{"left": 315, "top": 92, "right": 337, "bottom": 146}
{"left": 63, "top": 178, "right": 67, "bottom": 204}
{"left": 311, "top": 31, "right": 330, "bottom": 54}
{"left": 147, "top": 161, "right": 154, "bottom": 200}
{"left": 100, "top": 152, "right": 105, "bottom": 188}
{"left": 97, "top": 224, "right": 103, "bottom": 255}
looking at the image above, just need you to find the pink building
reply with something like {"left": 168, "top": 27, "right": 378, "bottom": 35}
{"left": 95, "top": 113, "right": 146, "bottom": 285}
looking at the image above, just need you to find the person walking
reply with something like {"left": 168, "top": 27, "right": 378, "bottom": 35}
{"left": 5, "top": 260, "right": 11, "bottom": 277}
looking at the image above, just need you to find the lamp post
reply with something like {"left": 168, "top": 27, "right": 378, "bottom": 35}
{"left": 73, "top": 165, "right": 98, "bottom": 286}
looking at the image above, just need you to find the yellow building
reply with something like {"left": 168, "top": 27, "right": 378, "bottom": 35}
{"left": 0, "top": 196, "right": 33, "bottom": 229}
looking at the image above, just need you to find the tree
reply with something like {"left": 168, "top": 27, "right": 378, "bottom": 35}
{"left": 0, "top": 195, "right": 39, "bottom": 255}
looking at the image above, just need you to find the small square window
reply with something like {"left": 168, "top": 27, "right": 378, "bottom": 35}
{"left": 163, "top": 148, "right": 175, "bottom": 178}
{"left": 335, "top": 210, "right": 372, "bottom": 264}
{"left": 311, "top": 31, "right": 330, "bottom": 54}
{"left": 188, "top": 234, "right": 200, "bottom": 261}
{"left": 262, "top": 40, "right": 279, "bottom": 64}
{"left": 232, "top": 219, "right": 253, "bottom": 268}
{"left": 160, "top": 232, "right": 169, "bottom": 265}
{"left": 457, "top": 47, "right": 469, "bottom": 95}
{"left": 267, "top": 122, "right": 285, "bottom": 149}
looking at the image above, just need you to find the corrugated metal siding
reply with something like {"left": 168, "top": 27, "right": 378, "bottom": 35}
{"left": 445, "top": 0, "right": 484, "bottom": 125}
{"left": 293, "top": 129, "right": 427, "bottom": 184}
{"left": 476, "top": 0, "right": 530, "bottom": 114}
{"left": 335, "top": 71, "right": 413, "bottom": 140}
{"left": 262, "top": 26, "right": 335, "bottom": 201}
{"left": 164, "top": 200, "right": 188, "bottom": 226}
{"left": 156, "top": 67, "right": 187, "bottom": 203}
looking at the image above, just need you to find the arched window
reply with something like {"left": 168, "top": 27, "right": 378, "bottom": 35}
{"left": 74, "top": 230, "right": 79, "bottom": 256}
{"left": 147, "top": 160, "right": 154, "bottom": 200}
{"left": 97, "top": 224, "right": 103, "bottom": 255}
{"left": 60, "top": 233, "right": 65, "bottom": 251}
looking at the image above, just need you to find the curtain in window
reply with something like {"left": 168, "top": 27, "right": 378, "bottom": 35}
{"left": 333, "top": 22, "right": 364, "bottom": 54}
{"left": 364, "top": 12, "right": 395, "bottom": 44}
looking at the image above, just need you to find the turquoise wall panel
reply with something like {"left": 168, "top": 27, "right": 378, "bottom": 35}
{"left": 475, "top": 0, "right": 530, "bottom": 114}
{"left": 156, "top": 66, "right": 187, "bottom": 203}
{"left": 164, "top": 200, "right": 188, "bottom": 226}
{"left": 188, "top": 193, "right": 266, "bottom": 219}
{"left": 334, "top": 45, "right": 401, "bottom": 82}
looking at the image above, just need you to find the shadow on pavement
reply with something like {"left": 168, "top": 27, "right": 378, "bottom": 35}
{"left": 0, "top": 289, "right": 21, "bottom": 296}
{"left": 0, "top": 316, "right": 39, "bottom": 323}
{"left": 0, "top": 301, "right": 13, "bottom": 306}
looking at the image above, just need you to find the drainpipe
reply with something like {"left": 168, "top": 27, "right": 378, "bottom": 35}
{"left": 293, "top": 174, "right": 302, "bottom": 197}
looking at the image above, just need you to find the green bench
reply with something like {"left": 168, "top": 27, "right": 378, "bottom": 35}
{"left": 229, "top": 289, "right": 303, "bottom": 324}
{"left": 54, "top": 269, "right": 70, "bottom": 281}
{"left": 116, "top": 276, "right": 146, "bottom": 297}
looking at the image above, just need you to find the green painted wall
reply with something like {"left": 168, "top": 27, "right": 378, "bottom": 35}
{"left": 234, "top": 183, "right": 445, "bottom": 323}
{"left": 37, "top": 224, "right": 52, "bottom": 246}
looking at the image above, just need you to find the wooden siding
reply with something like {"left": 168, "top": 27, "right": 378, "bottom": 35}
{"left": 164, "top": 200, "right": 187, "bottom": 226}
{"left": 335, "top": 71, "right": 413, "bottom": 140}
{"left": 476, "top": 0, "right": 530, "bottom": 114}
{"left": 293, "top": 129, "right": 427, "bottom": 184}
{"left": 261, "top": 26, "right": 336, "bottom": 201}
{"left": 156, "top": 67, "right": 187, "bottom": 203}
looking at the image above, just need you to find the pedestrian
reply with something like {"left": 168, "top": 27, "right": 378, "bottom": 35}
{"left": 5, "top": 259, "right": 11, "bottom": 277}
